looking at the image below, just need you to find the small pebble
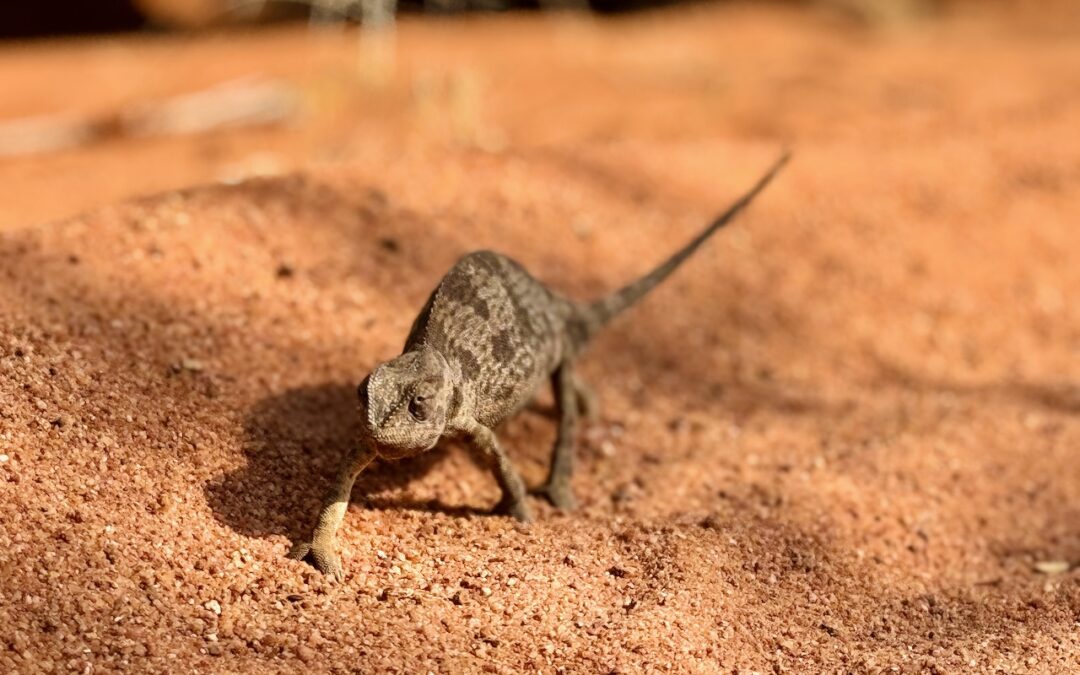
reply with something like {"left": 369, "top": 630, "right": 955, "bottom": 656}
{"left": 297, "top": 646, "right": 316, "bottom": 663}
{"left": 1033, "top": 561, "right": 1070, "bottom": 575}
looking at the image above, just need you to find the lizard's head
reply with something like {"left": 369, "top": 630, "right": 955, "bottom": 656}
{"left": 357, "top": 348, "right": 453, "bottom": 459}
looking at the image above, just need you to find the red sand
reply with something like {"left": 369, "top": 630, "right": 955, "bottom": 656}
{"left": 1, "top": 4, "right": 1079, "bottom": 672}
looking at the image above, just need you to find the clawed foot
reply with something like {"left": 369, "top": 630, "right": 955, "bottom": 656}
{"left": 532, "top": 480, "right": 577, "bottom": 511}
{"left": 287, "top": 540, "right": 344, "bottom": 582}
{"left": 494, "top": 494, "right": 534, "bottom": 523}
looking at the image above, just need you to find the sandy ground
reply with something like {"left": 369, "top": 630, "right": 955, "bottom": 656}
{"left": 1, "top": 4, "right": 1079, "bottom": 673}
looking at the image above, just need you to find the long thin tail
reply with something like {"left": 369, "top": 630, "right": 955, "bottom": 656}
{"left": 576, "top": 151, "right": 790, "bottom": 340}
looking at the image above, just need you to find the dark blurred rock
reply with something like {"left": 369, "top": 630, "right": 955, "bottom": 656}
{"left": 0, "top": 1, "right": 144, "bottom": 38}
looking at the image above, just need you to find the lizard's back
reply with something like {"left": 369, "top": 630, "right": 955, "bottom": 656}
{"left": 404, "top": 250, "right": 578, "bottom": 427}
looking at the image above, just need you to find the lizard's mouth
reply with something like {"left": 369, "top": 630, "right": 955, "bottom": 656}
{"left": 373, "top": 442, "right": 432, "bottom": 461}
{"left": 360, "top": 423, "right": 440, "bottom": 461}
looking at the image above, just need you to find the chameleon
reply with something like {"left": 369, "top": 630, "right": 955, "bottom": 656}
{"left": 288, "top": 152, "right": 790, "bottom": 580}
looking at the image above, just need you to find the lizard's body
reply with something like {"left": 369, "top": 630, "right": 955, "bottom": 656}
{"left": 405, "top": 251, "right": 580, "bottom": 433}
{"left": 289, "top": 153, "right": 790, "bottom": 579}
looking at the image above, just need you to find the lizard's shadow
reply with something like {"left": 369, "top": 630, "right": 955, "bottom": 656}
{"left": 206, "top": 383, "right": 476, "bottom": 542}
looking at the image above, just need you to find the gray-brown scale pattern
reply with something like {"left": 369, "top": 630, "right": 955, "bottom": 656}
{"left": 404, "top": 250, "right": 579, "bottom": 428}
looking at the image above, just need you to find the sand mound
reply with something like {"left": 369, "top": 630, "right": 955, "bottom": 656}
{"left": 2, "top": 143, "right": 1078, "bottom": 672}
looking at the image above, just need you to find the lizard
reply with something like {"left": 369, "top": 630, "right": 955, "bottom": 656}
{"left": 288, "top": 152, "right": 790, "bottom": 580}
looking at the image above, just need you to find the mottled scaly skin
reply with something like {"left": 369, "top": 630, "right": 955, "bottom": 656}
{"left": 288, "top": 153, "right": 790, "bottom": 580}
{"left": 405, "top": 251, "right": 582, "bottom": 429}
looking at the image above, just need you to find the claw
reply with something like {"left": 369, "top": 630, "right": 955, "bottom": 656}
{"left": 286, "top": 539, "right": 345, "bottom": 581}
{"left": 533, "top": 481, "right": 577, "bottom": 511}
{"left": 494, "top": 495, "right": 534, "bottom": 523}
{"left": 286, "top": 541, "right": 312, "bottom": 561}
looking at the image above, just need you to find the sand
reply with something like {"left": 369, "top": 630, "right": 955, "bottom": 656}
{"left": 1, "top": 4, "right": 1079, "bottom": 673}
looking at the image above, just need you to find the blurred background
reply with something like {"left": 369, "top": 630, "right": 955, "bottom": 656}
{"left": 0, "top": 0, "right": 1076, "bottom": 229}
{"left": 0, "top": 0, "right": 969, "bottom": 36}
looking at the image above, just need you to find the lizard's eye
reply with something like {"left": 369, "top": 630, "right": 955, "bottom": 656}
{"left": 408, "top": 394, "right": 430, "bottom": 421}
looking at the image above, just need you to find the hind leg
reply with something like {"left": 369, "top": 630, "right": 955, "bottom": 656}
{"left": 523, "top": 374, "right": 597, "bottom": 422}
{"left": 534, "top": 361, "right": 578, "bottom": 510}
{"left": 461, "top": 421, "right": 533, "bottom": 523}
{"left": 572, "top": 373, "right": 599, "bottom": 423}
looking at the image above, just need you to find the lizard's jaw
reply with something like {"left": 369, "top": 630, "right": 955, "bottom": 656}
{"left": 361, "top": 423, "right": 441, "bottom": 460}
{"left": 373, "top": 441, "right": 433, "bottom": 461}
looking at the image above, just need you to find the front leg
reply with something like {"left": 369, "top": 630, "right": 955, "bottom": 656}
{"left": 462, "top": 421, "right": 533, "bottom": 523}
{"left": 287, "top": 445, "right": 377, "bottom": 581}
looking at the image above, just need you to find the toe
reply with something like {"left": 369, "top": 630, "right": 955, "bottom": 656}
{"left": 286, "top": 541, "right": 312, "bottom": 561}
{"left": 330, "top": 562, "right": 344, "bottom": 583}
{"left": 539, "top": 482, "right": 577, "bottom": 510}
{"left": 311, "top": 548, "right": 344, "bottom": 580}
{"left": 495, "top": 496, "right": 534, "bottom": 523}
{"left": 512, "top": 504, "right": 534, "bottom": 523}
